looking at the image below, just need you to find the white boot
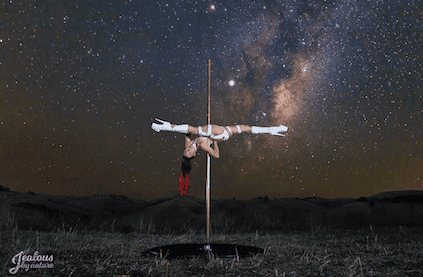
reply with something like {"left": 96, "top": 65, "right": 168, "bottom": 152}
{"left": 252, "top": 125, "right": 288, "bottom": 136}
{"left": 151, "top": 118, "right": 188, "bottom": 134}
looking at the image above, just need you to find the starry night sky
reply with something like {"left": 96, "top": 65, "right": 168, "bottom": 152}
{"left": 1, "top": 0, "right": 422, "bottom": 200}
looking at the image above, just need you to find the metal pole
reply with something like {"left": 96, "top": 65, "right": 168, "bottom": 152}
{"left": 206, "top": 59, "right": 211, "bottom": 245}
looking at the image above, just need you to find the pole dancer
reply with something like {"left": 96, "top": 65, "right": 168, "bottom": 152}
{"left": 151, "top": 118, "right": 288, "bottom": 195}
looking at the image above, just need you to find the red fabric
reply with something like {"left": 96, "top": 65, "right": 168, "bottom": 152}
{"left": 179, "top": 173, "right": 190, "bottom": 195}
{"left": 179, "top": 174, "right": 185, "bottom": 194}
{"left": 184, "top": 175, "right": 190, "bottom": 193}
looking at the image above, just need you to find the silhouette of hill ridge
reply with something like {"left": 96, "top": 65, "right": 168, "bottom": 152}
{"left": 1, "top": 187, "right": 423, "bottom": 233}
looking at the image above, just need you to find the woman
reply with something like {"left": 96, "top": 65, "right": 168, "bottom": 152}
{"left": 178, "top": 133, "right": 217, "bottom": 195}
{"left": 151, "top": 118, "right": 288, "bottom": 195}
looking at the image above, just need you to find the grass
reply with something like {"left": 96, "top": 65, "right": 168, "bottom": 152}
{"left": 1, "top": 226, "right": 423, "bottom": 276}
{"left": 0, "top": 196, "right": 15, "bottom": 231}
{"left": 1, "top": 221, "right": 423, "bottom": 275}
{"left": 1, "top": 197, "right": 423, "bottom": 276}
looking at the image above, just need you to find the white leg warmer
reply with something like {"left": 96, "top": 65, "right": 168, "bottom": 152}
{"left": 172, "top": 124, "right": 189, "bottom": 134}
{"left": 252, "top": 125, "right": 288, "bottom": 136}
{"left": 251, "top": 126, "right": 271, "bottom": 134}
{"left": 151, "top": 118, "right": 188, "bottom": 133}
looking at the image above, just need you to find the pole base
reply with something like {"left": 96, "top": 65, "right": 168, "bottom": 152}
{"left": 144, "top": 243, "right": 264, "bottom": 259}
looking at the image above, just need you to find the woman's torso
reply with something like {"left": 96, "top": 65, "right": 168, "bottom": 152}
{"left": 195, "top": 137, "right": 212, "bottom": 149}
{"left": 198, "top": 125, "right": 233, "bottom": 141}
{"left": 189, "top": 137, "right": 212, "bottom": 153}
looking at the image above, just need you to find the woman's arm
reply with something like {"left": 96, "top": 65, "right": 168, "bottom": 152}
{"left": 213, "top": 141, "right": 220, "bottom": 158}
{"left": 184, "top": 134, "right": 192, "bottom": 149}
{"left": 202, "top": 140, "right": 220, "bottom": 158}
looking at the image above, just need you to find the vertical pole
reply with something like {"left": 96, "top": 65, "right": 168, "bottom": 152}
{"left": 206, "top": 59, "right": 211, "bottom": 245}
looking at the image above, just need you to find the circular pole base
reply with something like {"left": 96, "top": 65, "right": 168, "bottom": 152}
{"left": 144, "top": 243, "right": 264, "bottom": 259}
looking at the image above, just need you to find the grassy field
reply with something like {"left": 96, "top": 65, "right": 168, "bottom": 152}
{"left": 1, "top": 222, "right": 423, "bottom": 276}
{"left": 1, "top": 195, "right": 423, "bottom": 276}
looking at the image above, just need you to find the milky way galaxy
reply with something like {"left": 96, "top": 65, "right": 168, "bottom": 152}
{"left": 0, "top": 0, "right": 421, "bottom": 200}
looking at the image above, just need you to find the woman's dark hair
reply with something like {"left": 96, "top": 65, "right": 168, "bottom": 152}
{"left": 181, "top": 155, "right": 193, "bottom": 177}
{"left": 179, "top": 134, "right": 195, "bottom": 195}
{"left": 181, "top": 133, "right": 194, "bottom": 177}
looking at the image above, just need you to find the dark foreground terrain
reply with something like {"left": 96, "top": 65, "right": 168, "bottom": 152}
{"left": 1, "top": 187, "right": 423, "bottom": 276}
{"left": 1, "top": 225, "right": 422, "bottom": 276}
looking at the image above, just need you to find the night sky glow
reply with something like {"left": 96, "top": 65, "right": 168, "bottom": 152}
{"left": 0, "top": 0, "right": 422, "bottom": 200}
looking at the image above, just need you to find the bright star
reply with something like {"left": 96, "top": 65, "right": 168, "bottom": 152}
{"left": 229, "top": 80, "right": 235, "bottom": 86}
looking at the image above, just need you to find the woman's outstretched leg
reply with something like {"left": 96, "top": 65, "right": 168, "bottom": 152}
{"left": 229, "top": 124, "right": 288, "bottom": 136}
{"left": 151, "top": 118, "right": 198, "bottom": 134}
{"left": 152, "top": 118, "right": 288, "bottom": 136}
{"left": 251, "top": 124, "right": 288, "bottom": 136}
{"left": 227, "top": 125, "right": 252, "bottom": 135}
{"left": 172, "top": 124, "right": 198, "bottom": 134}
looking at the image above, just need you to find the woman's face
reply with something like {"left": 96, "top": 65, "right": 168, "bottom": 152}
{"left": 183, "top": 146, "right": 196, "bottom": 158}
